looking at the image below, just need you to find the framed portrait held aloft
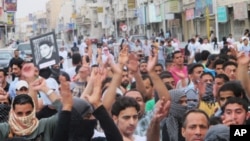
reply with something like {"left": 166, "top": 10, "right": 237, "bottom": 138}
{"left": 30, "top": 32, "right": 59, "bottom": 69}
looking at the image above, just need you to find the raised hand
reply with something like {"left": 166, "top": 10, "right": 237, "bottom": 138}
{"left": 30, "top": 78, "right": 48, "bottom": 92}
{"left": 0, "top": 87, "right": 7, "bottom": 95}
{"left": 237, "top": 51, "right": 250, "bottom": 65}
{"left": 127, "top": 53, "right": 139, "bottom": 74}
{"left": 153, "top": 97, "right": 171, "bottom": 122}
{"left": 229, "top": 45, "right": 237, "bottom": 57}
{"left": 21, "top": 63, "right": 36, "bottom": 81}
{"left": 147, "top": 47, "right": 158, "bottom": 73}
{"left": 60, "top": 78, "right": 73, "bottom": 111}
{"left": 84, "top": 67, "right": 105, "bottom": 109}
{"left": 221, "top": 115, "right": 237, "bottom": 126}
{"left": 0, "top": 87, "right": 8, "bottom": 101}
{"left": 118, "top": 45, "right": 129, "bottom": 65}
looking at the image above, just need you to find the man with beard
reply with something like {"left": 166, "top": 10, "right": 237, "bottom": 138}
{"left": 8, "top": 59, "right": 24, "bottom": 99}
{"left": 8, "top": 50, "right": 23, "bottom": 81}
{"left": 139, "top": 61, "right": 148, "bottom": 75}
{"left": 120, "top": 68, "right": 132, "bottom": 91}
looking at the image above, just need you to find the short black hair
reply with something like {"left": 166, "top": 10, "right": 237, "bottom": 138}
{"left": 155, "top": 63, "right": 163, "bottom": 69}
{"left": 141, "top": 74, "right": 153, "bottom": 86}
{"left": 59, "top": 71, "right": 71, "bottom": 82}
{"left": 101, "top": 77, "right": 112, "bottom": 89}
{"left": 201, "top": 50, "right": 210, "bottom": 61}
{"left": 12, "top": 59, "right": 24, "bottom": 69}
{"left": 188, "top": 63, "right": 204, "bottom": 74}
{"left": 182, "top": 109, "right": 209, "bottom": 128}
{"left": 215, "top": 74, "right": 229, "bottom": 82}
{"left": 200, "top": 72, "right": 214, "bottom": 80}
{"left": 194, "top": 52, "right": 202, "bottom": 63}
{"left": 0, "top": 69, "right": 7, "bottom": 76}
{"left": 217, "top": 81, "right": 249, "bottom": 102}
{"left": 172, "top": 51, "right": 182, "bottom": 59}
{"left": 222, "top": 97, "right": 248, "bottom": 114}
{"left": 72, "top": 53, "right": 82, "bottom": 65}
{"left": 12, "top": 94, "right": 34, "bottom": 110}
{"left": 160, "top": 71, "right": 173, "bottom": 79}
{"left": 213, "top": 59, "right": 225, "bottom": 69}
{"left": 39, "top": 67, "right": 51, "bottom": 79}
{"left": 223, "top": 61, "right": 237, "bottom": 70}
{"left": 124, "top": 89, "right": 146, "bottom": 102}
{"left": 39, "top": 40, "right": 53, "bottom": 47}
{"left": 111, "top": 96, "right": 140, "bottom": 116}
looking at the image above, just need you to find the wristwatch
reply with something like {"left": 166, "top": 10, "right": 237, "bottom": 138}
{"left": 46, "top": 89, "right": 54, "bottom": 96}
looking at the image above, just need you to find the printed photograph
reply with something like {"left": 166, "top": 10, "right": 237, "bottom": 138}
{"left": 30, "top": 32, "right": 59, "bottom": 69}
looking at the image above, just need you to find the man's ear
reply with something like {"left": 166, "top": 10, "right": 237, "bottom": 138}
{"left": 246, "top": 111, "right": 250, "bottom": 120}
{"left": 112, "top": 115, "right": 118, "bottom": 124}
{"left": 181, "top": 127, "right": 186, "bottom": 138}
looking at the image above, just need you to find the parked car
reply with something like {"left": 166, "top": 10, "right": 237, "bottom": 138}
{"left": 17, "top": 42, "right": 32, "bottom": 61}
{"left": 0, "top": 49, "right": 14, "bottom": 72}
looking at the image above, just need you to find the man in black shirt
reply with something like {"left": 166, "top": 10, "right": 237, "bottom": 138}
{"left": 8, "top": 50, "right": 23, "bottom": 81}
{"left": 71, "top": 43, "right": 79, "bottom": 56}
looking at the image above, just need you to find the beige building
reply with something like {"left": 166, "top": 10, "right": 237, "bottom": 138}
{"left": 16, "top": 16, "right": 34, "bottom": 41}
{"left": 182, "top": 0, "right": 250, "bottom": 41}
{"left": 46, "top": 0, "right": 63, "bottom": 32}
{"left": 15, "top": 11, "right": 48, "bottom": 41}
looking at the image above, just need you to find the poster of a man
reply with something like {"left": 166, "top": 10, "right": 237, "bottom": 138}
{"left": 30, "top": 32, "right": 59, "bottom": 69}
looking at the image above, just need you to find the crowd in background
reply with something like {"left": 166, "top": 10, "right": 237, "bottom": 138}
{"left": 0, "top": 28, "right": 250, "bottom": 141}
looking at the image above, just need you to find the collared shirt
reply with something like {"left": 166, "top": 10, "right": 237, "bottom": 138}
{"left": 8, "top": 77, "right": 19, "bottom": 99}
{"left": 72, "top": 81, "right": 87, "bottom": 97}
{"left": 134, "top": 110, "right": 154, "bottom": 136}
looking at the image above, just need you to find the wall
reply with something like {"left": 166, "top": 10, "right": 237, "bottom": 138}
{"left": 47, "top": 0, "right": 64, "bottom": 31}
{"left": 217, "top": 0, "right": 248, "bottom": 6}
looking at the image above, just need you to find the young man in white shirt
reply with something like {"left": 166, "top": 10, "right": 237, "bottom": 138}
{"left": 111, "top": 97, "right": 146, "bottom": 141}
{"left": 198, "top": 38, "right": 213, "bottom": 53}
{"left": 239, "top": 37, "right": 250, "bottom": 55}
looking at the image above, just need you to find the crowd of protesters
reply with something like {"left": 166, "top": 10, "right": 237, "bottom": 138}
{"left": 0, "top": 29, "right": 250, "bottom": 141}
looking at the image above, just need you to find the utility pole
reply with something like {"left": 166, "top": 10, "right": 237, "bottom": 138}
{"left": 213, "top": 0, "right": 219, "bottom": 39}
{"left": 204, "top": 0, "right": 210, "bottom": 38}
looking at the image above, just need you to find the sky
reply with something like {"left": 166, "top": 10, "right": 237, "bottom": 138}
{"left": 16, "top": 0, "right": 49, "bottom": 18}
